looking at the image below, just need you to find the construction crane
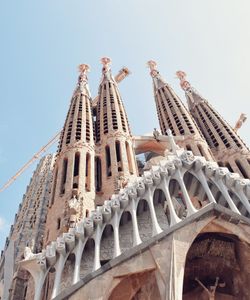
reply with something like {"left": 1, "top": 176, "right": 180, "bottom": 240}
{"left": 0, "top": 67, "right": 130, "bottom": 193}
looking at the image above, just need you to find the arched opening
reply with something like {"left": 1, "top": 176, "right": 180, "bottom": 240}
{"left": 108, "top": 270, "right": 160, "bottom": 300}
{"left": 85, "top": 153, "right": 91, "bottom": 191}
{"left": 228, "top": 191, "right": 249, "bottom": 217}
{"left": 186, "top": 144, "right": 192, "bottom": 152}
{"left": 119, "top": 211, "right": 133, "bottom": 252}
{"left": 208, "top": 181, "right": 227, "bottom": 208}
{"left": 60, "top": 158, "right": 68, "bottom": 194}
{"left": 95, "top": 157, "right": 102, "bottom": 192}
{"left": 100, "top": 224, "right": 114, "bottom": 264}
{"left": 183, "top": 172, "right": 209, "bottom": 209}
{"left": 136, "top": 199, "right": 152, "bottom": 241}
{"left": 169, "top": 179, "right": 187, "bottom": 219}
{"left": 235, "top": 159, "right": 248, "bottom": 179}
{"left": 60, "top": 253, "right": 75, "bottom": 292}
{"left": 105, "top": 145, "right": 112, "bottom": 177}
{"left": 153, "top": 189, "right": 170, "bottom": 230}
{"left": 115, "top": 141, "right": 123, "bottom": 172}
{"left": 80, "top": 239, "right": 95, "bottom": 278}
{"left": 126, "top": 141, "right": 134, "bottom": 174}
{"left": 183, "top": 232, "right": 250, "bottom": 299}
{"left": 41, "top": 268, "right": 55, "bottom": 300}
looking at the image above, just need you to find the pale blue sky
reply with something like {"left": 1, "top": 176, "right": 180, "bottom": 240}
{"left": 0, "top": 0, "right": 250, "bottom": 249}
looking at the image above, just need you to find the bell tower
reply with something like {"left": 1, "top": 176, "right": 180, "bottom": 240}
{"left": 94, "top": 57, "right": 138, "bottom": 204}
{"left": 147, "top": 60, "right": 213, "bottom": 161}
{"left": 177, "top": 70, "right": 250, "bottom": 179}
{"left": 45, "top": 64, "right": 95, "bottom": 243}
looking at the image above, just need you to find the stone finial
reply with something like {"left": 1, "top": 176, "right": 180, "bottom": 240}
{"left": 176, "top": 70, "right": 191, "bottom": 91}
{"left": 101, "top": 57, "right": 111, "bottom": 71}
{"left": 147, "top": 60, "right": 159, "bottom": 78}
{"left": 78, "top": 64, "right": 90, "bottom": 94}
{"left": 78, "top": 64, "right": 90, "bottom": 74}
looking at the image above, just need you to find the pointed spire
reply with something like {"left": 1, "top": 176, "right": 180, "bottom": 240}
{"left": 176, "top": 70, "right": 204, "bottom": 108}
{"left": 147, "top": 60, "right": 167, "bottom": 89}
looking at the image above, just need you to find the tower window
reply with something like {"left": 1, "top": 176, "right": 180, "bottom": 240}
{"left": 51, "top": 167, "right": 58, "bottom": 206}
{"left": 74, "top": 152, "right": 80, "bottom": 177}
{"left": 115, "top": 141, "right": 123, "bottom": 172}
{"left": 95, "top": 156, "right": 102, "bottom": 192}
{"left": 85, "top": 153, "right": 91, "bottom": 191}
{"left": 60, "top": 158, "right": 68, "bottom": 194}
{"left": 105, "top": 145, "right": 112, "bottom": 177}
{"left": 57, "top": 218, "right": 61, "bottom": 230}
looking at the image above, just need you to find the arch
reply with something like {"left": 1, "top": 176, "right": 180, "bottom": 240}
{"left": 108, "top": 270, "right": 160, "bottom": 300}
{"left": 60, "top": 158, "right": 68, "bottom": 194}
{"left": 105, "top": 145, "right": 112, "bottom": 177}
{"left": 60, "top": 253, "right": 75, "bottom": 292}
{"left": 85, "top": 152, "right": 91, "bottom": 191}
{"left": 153, "top": 188, "right": 170, "bottom": 230}
{"left": 183, "top": 172, "right": 209, "bottom": 210}
{"left": 115, "top": 140, "right": 123, "bottom": 172}
{"left": 119, "top": 211, "right": 133, "bottom": 252}
{"left": 126, "top": 141, "right": 134, "bottom": 174}
{"left": 183, "top": 232, "right": 249, "bottom": 299}
{"left": 208, "top": 181, "right": 227, "bottom": 208}
{"left": 100, "top": 224, "right": 114, "bottom": 264}
{"left": 95, "top": 157, "right": 102, "bottom": 192}
{"left": 235, "top": 159, "right": 248, "bottom": 179}
{"left": 136, "top": 199, "right": 153, "bottom": 241}
{"left": 169, "top": 179, "right": 187, "bottom": 219}
{"left": 80, "top": 238, "right": 95, "bottom": 278}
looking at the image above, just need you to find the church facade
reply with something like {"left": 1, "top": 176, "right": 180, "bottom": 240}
{"left": 1, "top": 58, "right": 250, "bottom": 300}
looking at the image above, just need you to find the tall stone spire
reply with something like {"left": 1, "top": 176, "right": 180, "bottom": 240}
{"left": 45, "top": 64, "right": 95, "bottom": 243}
{"left": 177, "top": 70, "right": 250, "bottom": 178}
{"left": 94, "top": 57, "right": 138, "bottom": 204}
{"left": 147, "top": 60, "right": 213, "bottom": 160}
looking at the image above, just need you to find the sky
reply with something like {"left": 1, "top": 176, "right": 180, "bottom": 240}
{"left": 0, "top": 0, "right": 250, "bottom": 250}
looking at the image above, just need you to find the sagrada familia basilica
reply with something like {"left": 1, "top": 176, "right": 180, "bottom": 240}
{"left": 1, "top": 57, "right": 250, "bottom": 300}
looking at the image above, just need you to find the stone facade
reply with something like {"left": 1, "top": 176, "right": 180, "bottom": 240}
{"left": 0, "top": 154, "right": 55, "bottom": 300}
{"left": 1, "top": 59, "right": 250, "bottom": 300}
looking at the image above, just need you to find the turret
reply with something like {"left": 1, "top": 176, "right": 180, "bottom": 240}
{"left": 177, "top": 70, "right": 250, "bottom": 178}
{"left": 147, "top": 60, "right": 213, "bottom": 161}
{"left": 94, "top": 57, "right": 138, "bottom": 204}
{"left": 45, "top": 64, "right": 95, "bottom": 243}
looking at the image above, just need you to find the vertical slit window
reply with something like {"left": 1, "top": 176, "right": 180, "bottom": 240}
{"left": 225, "top": 162, "right": 233, "bottom": 173}
{"left": 95, "top": 157, "right": 102, "bottom": 192}
{"left": 51, "top": 167, "right": 58, "bottom": 205}
{"left": 74, "top": 152, "right": 80, "bottom": 177}
{"left": 61, "top": 158, "right": 68, "bottom": 194}
{"left": 85, "top": 153, "right": 91, "bottom": 191}
{"left": 105, "top": 145, "right": 112, "bottom": 176}
{"left": 115, "top": 141, "right": 122, "bottom": 172}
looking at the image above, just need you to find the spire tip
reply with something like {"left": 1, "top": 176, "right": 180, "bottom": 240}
{"left": 176, "top": 70, "right": 191, "bottom": 91}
